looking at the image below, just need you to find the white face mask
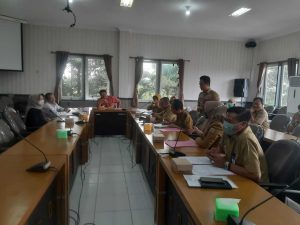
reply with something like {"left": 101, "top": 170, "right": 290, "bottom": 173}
{"left": 38, "top": 100, "right": 44, "bottom": 106}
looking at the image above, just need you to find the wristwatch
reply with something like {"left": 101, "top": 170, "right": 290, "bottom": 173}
{"left": 224, "top": 161, "right": 231, "bottom": 171}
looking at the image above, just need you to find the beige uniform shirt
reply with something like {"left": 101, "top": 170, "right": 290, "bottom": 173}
{"left": 155, "top": 106, "right": 176, "bottom": 123}
{"left": 222, "top": 126, "right": 269, "bottom": 182}
{"left": 251, "top": 108, "right": 269, "bottom": 130}
{"left": 197, "top": 89, "right": 220, "bottom": 114}
{"left": 174, "top": 111, "right": 193, "bottom": 130}
{"left": 195, "top": 120, "right": 223, "bottom": 149}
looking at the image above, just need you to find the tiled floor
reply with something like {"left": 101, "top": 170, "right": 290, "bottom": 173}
{"left": 70, "top": 136, "right": 155, "bottom": 225}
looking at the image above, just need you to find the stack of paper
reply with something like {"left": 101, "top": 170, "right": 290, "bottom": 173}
{"left": 180, "top": 156, "right": 212, "bottom": 165}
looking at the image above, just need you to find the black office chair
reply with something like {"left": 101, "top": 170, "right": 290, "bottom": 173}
{"left": 189, "top": 110, "right": 200, "bottom": 126}
{"left": 264, "top": 105, "right": 274, "bottom": 114}
{"left": 270, "top": 114, "right": 290, "bottom": 132}
{"left": 292, "top": 125, "right": 300, "bottom": 137}
{"left": 262, "top": 140, "right": 300, "bottom": 204}
{"left": 2, "top": 106, "right": 27, "bottom": 137}
{"left": 249, "top": 124, "right": 264, "bottom": 142}
{"left": 0, "top": 119, "right": 16, "bottom": 152}
{"left": 195, "top": 116, "right": 207, "bottom": 130}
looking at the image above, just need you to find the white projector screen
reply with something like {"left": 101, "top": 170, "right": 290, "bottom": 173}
{"left": 0, "top": 20, "right": 23, "bottom": 71}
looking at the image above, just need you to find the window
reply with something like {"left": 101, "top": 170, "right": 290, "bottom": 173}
{"left": 138, "top": 61, "right": 179, "bottom": 101}
{"left": 61, "top": 55, "right": 110, "bottom": 100}
{"left": 263, "top": 62, "right": 298, "bottom": 107}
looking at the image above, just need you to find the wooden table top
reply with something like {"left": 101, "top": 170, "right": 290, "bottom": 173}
{"left": 0, "top": 154, "right": 65, "bottom": 225}
{"left": 263, "top": 128, "right": 297, "bottom": 143}
{"left": 3, "top": 119, "right": 86, "bottom": 157}
{"left": 130, "top": 115, "right": 300, "bottom": 225}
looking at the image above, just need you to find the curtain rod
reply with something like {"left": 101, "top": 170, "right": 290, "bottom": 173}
{"left": 257, "top": 58, "right": 299, "bottom": 65}
{"left": 50, "top": 51, "right": 112, "bottom": 57}
{"left": 129, "top": 56, "right": 190, "bottom": 62}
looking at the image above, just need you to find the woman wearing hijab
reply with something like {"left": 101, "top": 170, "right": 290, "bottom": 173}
{"left": 193, "top": 101, "right": 226, "bottom": 149}
{"left": 25, "top": 94, "right": 48, "bottom": 132}
{"left": 147, "top": 94, "right": 161, "bottom": 113}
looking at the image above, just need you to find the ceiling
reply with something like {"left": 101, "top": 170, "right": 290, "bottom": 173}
{"left": 1, "top": 0, "right": 300, "bottom": 41}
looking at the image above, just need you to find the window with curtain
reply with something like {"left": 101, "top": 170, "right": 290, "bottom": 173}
{"left": 263, "top": 62, "right": 298, "bottom": 107}
{"left": 138, "top": 60, "right": 179, "bottom": 101}
{"left": 61, "top": 54, "right": 110, "bottom": 100}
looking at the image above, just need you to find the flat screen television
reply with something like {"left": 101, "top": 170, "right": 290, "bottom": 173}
{"left": 0, "top": 19, "right": 23, "bottom": 71}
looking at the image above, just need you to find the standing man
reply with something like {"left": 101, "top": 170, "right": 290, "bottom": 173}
{"left": 197, "top": 75, "right": 220, "bottom": 115}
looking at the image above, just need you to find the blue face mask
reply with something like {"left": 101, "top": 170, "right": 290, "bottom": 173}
{"left": 223, "top": 121, "right": 236, "bottom": 136}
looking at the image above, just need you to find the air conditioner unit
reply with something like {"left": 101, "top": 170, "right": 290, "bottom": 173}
{"left": 287, "top": 76, "right": 300, "bottom": 114}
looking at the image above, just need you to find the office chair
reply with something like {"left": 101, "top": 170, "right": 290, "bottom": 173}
{"left": 189, "top": 111, "right": 200, "bottom": 126}
{"left": 277, "top": 106, "right": 287, "bottom": 115}
{"left": 3, "top": 106, "right": 27, "bottom": 136}
{"left": 292, "top": 125, "right": 300, "bottom": 137}
{"left": 264, "top": 105, "right": 274, "bottom": 114}
{"left": 195, "top": 116, "right": 207, "bottom": 130}
{"left": 262, "top": 140, "right": 300, "bottom": 204}
{"left": 249, "top": 124, "right": 264, "bottom": 142}
{"left": 0, "top": 119, "right": 16, "bottom": 152}
{"left": 270, "top": 114, "right": 290, "bottom": 132}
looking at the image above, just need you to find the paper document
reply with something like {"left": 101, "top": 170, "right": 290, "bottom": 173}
{"left": 159, "top": 127, "right": 181, "bottom": 132}
{"left": 165, "top": 140, "right": 198, "bottom": 148}
{"left": 154, "top": 124, "right": 169, "bottom": 128}
{"left": 157, "top": 149, "right": 170, "bottom": 154}
{"left": 183, "top": 175, "right": 238, "bottom": 188}
{"left": 192, "top": 164, "right": 235, "bottom": 176}
{"left": 180, "top": 156, "right": 212, "bottom": 165}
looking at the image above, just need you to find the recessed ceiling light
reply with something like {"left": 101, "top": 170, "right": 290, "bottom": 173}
{"left": 69, "top": 0, "right": 73, "bottom": 3}
{"left": 230, "top": 7, "right": 251, "bottom": 17}
{"left": 185, "top": 6, "right": 191, "bottom": 16}
{"left": 120, "top": 0, "right": 134, "bottom": 8}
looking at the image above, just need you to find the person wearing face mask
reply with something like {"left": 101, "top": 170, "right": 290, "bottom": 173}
{"left": 25, "top": 94, "right": 48, "bottom": 132}
{"left": 250, "top": 97, "right": 269, "bottom": 130}
{"left": 207, "top": 107, "right": 269, "bottom": 183}
{"left": 193, "top": 101, "right": 226, "bottom": 149}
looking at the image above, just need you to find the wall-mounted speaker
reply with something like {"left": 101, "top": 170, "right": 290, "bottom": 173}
{"left": 234, "top": 79, "right": 249, "bottom": 97}
{"left": 245, "top": 40, "right": 256, "bottom": 48}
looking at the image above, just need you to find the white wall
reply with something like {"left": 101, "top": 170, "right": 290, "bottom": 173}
{"left": 0, "top": 24, "right": 255, "bottom": 102}
{"left": 0, "top": 24, "right": 119, "bottom": 94}
{"left": 119, "top": 31, "right": 254, "bottom": 101}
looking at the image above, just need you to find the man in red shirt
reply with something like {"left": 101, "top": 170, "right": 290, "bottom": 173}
{"left": 96, "top": 89, "right": 121, "bottom": 109}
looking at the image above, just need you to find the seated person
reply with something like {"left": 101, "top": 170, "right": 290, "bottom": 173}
{"left": 152, "top": 97, "right": 176, "bottom": 123}
{"left": 43, "top": 92, "right": 68, "bottom": 119}
{"left": 25, "top": 94, "right": 48, "bottom": 131}
{"left": 250, "top": 97, "right": 269, "bottom": 130}
{"left": 287, "top": 104, "right": 300, "bottom": 133}
{"left": 207, "top": 107, "right": 269, "bottom": 183}
{"left": 227, "top": 98, "right": 236, "bottom": 108}
{"left": 147, "top": 94, "right": 161, "bottom": 113}
{"left": 96, "top": 89, "right": 121, "bottom": 109}
{"left": 170, "top": 99, "right": 193, "bottom": 132}
{"left": 193, "top": 101, "right": 226, "bottom": 149}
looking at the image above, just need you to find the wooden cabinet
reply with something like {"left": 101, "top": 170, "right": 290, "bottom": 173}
{"left": 94, "top": 111, "right": 127, "bottom": 135}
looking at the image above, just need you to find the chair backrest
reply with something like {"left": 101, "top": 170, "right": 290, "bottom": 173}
{"left": 249, "top": 124, "right": 264, "bottom": 142}
{"left": 270, "top": 114, "right": 291, "bottom": 132}
{"left": 0, "top": 119, "right": 15, "bottom": 146}
{"left": 292, "top": 125, "right": 300, "bottom": 137}
{"left": 265, "top": 140, "right": 300, "bottom": 184}
{"left": 195, "top": 116, "right": 207, "bottom": 130}
{"left": 277, "top": 106, "right": 287, "bottom": 115}
{"left": 3, "top": 107, "right": 26, "bottom": 136}
{"left": 264, "top": 105, "right": 274, "bottom": 114}
{"left": 189, "top": 111, "right": 200, "bottom": 126}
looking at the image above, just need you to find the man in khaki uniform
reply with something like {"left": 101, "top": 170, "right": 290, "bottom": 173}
{"left": 194, "top": 101, "right": 225, "bottom": 149}
{"left": 250, "top": 97, "right": 269, "bottom": 130}
{"left": 171, "top": 99, "right": 193, "bottom": 131}
{"left": 208, "top": 107, "right": 269, "bottom": 183}
{"left": 197, "top": 75, "right": 220, "bottom": 115}
{"left": 152, "top": 97, "right": 176, "bottom": 123}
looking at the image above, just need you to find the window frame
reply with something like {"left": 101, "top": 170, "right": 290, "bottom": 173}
{"left": 61, "top": 54, "right": 109, "bottom": 101}
{"left": 263, "top": 61, "right": 299, "bottom": 107}
{"left": 138, "top": 59, "right": 179, "bottom": 102}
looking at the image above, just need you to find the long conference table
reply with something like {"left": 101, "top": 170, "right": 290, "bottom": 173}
{"left": 1, "top": 108, "right": 300, "bottom": 225}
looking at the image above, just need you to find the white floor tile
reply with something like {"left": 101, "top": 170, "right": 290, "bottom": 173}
{"left": 127, "top": 181, "right": 146, "bottom": 195}
{"left": 95, "top": 193, "right": 130, "bottom": 212}
{"left": 94, "top": 210, "right": 132, "bottom": 225}
{"left": 132, "top": 209, "right": 154, "bottom": 225}
{"left": 123, "top": 163, "right": 141, "bottom": 173}
{"left": 99, "top": 172, "right": 125, "bottom": 183}
{"left": 79, "top": 212, "right": 95, "bottom": 225}
{"left": 98, "top": 181, "right": 127, "bottom": 194}
{"left": 125, "top": 172, "right": 144, "bottom": 183}
{"left": 100, "top": 165, "right": 124, "bottom": 173}
{"left": 129, "top": 194, "right": 153, "bottom": 210}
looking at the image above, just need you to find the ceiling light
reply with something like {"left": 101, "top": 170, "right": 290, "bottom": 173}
{"left": 120, "top": 0, "right": 134, "bottom": 8}
{"left": 69, "top": 0, "right": 73, "bottom": 3}
{"left": 185, "top": 6, "right": 191, "bottom": 16}
{"left": 230, "top": 7, "right": 251, "bottom": 17}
